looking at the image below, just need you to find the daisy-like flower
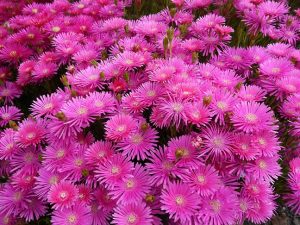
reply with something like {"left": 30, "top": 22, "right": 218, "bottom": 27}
{"left": 72, "top": 46, "right": 100, "bottom": 69}
{"left": 199, "top": 187, "right": 239, "bottom": 225}
{"left": 242, "top": 178, "right": 273, "bottom": 202}
{"left": 258, "top": 1, "right": 288, "bottom": 18}
{"left": 61, "top": 97, "right": 97, "bottom": 128}
{"left": 19, "top": 195, "right": 46, "bottom": 222}
{"left": 247, "top": 46, "right": 270, "bottom": 64}
{"left": 232, "top": 134, "right": 260, "bottom": 160}
{"left": 71, "top": 66, "right": 103, "bottom": 91}
{"left": 213, "top": 69, "right": 243, "bottom": 90}
{"left": 237, "top": 85, "right": 266, "bottom": 102}
{"left": 0, "top": 184, "right": 30, "bottom": 216}
{"left": 259, "top": 58, "right": 293, "bottom": 78}
{"left": 96, "top": 154, "right": 133, "bottom": 189}
{"left": 115, "top": 51, "right": 147, "bottom": 71}
{"left": 105, "top": 114, "right": 137, "bottom": 142}
{"left": 186, "top": 102, "right": 211, "bottom": 127}
{"left": 90, "top": 200, "right": 111, "bottom": 225}
{"left": 17, "top": 60, "right": 35, "bottom": 86}
{"left": 0, "top": 106, "right": 22, "bottom": 127}
{"left": 10, "top": 147, "right": 41, "bottom": 173}
{"left": 84, "top": 141, "right": 114, "bottom": 168}
{"left": 182, "top": 165, "right": 222, "bottom": 197}
{"left": 246, "top": 156, "right": 281, "bottom": 182}
{"left": 118, "top": 127, "right": 158, "bottom": 160}
{"left": 48, "top": 181, "right": 78, "bottom": 210}
{"left": 251, "top": 131, "right": 280, "bottom": 157}
{"left": 10, "top": 169, "right": 36, "bottom": 191}
{"left": 161, "top": 182, "right": 199, "bottom": 224}
{"left": 201, "top": 125, "right": 234, "bottom": 162}
{"left": 135, "top": 82, "right": 162, "bottom": 106}
{"left": 222, "top": 47, "right": 252, "bottom": 71}
{"left": 0, "top": 43, "right": 32, "bottom": 64}
{"left": 166, "top": 135, "right": 198, "bottom": 166}
{"left": 93, "top": 186, "right": 117, "bottom": 212}
{"left": 42, "top": 142, "right": 73, "bottom": 172}
{"left": 0, "top": 82, "right": 22, "bottom": 104}
{"left": 0, "top": 129, "right": 20, "bottom": 160}
{"left": 59, "top": 148, "right": 88, "bottom": 182}
{"left": 32, "top": 62, "right": 58, "bottom": 81}
{"left": 151, "top": 96, "right": 189, "bottom": 129}
{"left": 209, "top": 89, "right": 236, "bottom": 125}
{"left": 112, "top": 202, "right": 153, "bottom": 225}
{"left": 110, "top": 164, "right": 152, "bottom": 204}
{"left": 86, "top": 91, "right": 117, "bottom": 116}
{"left": 133, "top": 19, "right": 167, "bottom": 37}
{"left": 246, "top": 198, "right": 276, "bottom": 224}
{"left": 52, "top": 204, "right": 92, "bottom": 225}
{"left": 34, "top": 168, "right": 65, "bottom": 200}
{"left": 232, "top": 101, "right": 275, "bottom": 133}
{"left": 14, "top": 119, "right": 46, "bottom": 148}
{"left": 147, "top": 148, "right": 186, "bottom": 187}
{"left": 31, "top": 93, "right": 66, "bottom": 118}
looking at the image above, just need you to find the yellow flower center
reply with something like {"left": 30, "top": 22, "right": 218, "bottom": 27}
{"left": 175, "top": 195, "right": 184, "bottom": 205}
{"left": 128, "top": 213, "right": 137, "bottom": 224}
{"left": 197, "top": 175, "right": 206, "bottom": 184}
{"left": 245, "top": 113, "right": 257, "bottom": 122}
{"left": 126, "top": 179, "right": 135, "bottom": 189}
{"left": 52, "top": 26, "right": 61, "bottom": 32}
{"left": 210, "top": 200, "right": 221, "bottom": 212}
{"left": 77, "top": 107, "right": 87, "bottom": 115}
{"left": 68, "top": 214, "right": 77, "bottom": 223}
{"left": 111, "top": 166, "right": 120, "bottom": 175}
{"left": 216, "top": 101, "right": 227, "bottom": 111}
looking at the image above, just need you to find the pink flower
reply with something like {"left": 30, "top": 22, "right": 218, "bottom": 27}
{"left": 0, "top": 129, "right": 20, "bottom": 160}
{"left": 199, "top": 187, "right": 239, "bottom": 225}
{"left": 0, "top": 106, "right": 22, "bottom": 127}
{"left": 110, "top": 164, "right": 152, "bottom": 204}
{"left": 167, "top": 135, "right": 199, "bottom": 166}
{"left": 48, "top": 181, "right": 78, "bottom": 210}
{"left": 85, "top": 141, "right": 114, "bottom": 168}
{"left": 19, "top": 195, "right": 46, "bottom": 222}
{"left": 182, "top": 165, "right": 222, "bottom": 196}
{"left": 161, "top": 182, "right": 199, "bottom": 224}
{"left": 113, "top": 202, "right": 153, "bottom": 225}
{"left": 0, "top": 82, "right": 22, "bottom": 104}
{"left": 0, "top": 184, "right": 30, "bottom": 216}
{"left": 15, "top": 119, "right": 46, "bottom": 148}
{"left": 96, "top": 154, "right": 133, "bottom": 189}
{"left": 34, "top": 168, "right": 65, "bottom": 200}
{"left": 52, "top": 204, "right": 92, "bottom": 225}
{"left": 201, "top": 125, "right": 234, "bottom": 162}
{"left": 118, "top": 127, "right": 158, "bottom": 160}
{"left": 147, "top": 148, "right": 186, "bottom": 187}
{"left": 232, "top": 101, "right": 275, "bottom": 133}
{"left": 105, "top": 114, "right": 137, "bottom": 142}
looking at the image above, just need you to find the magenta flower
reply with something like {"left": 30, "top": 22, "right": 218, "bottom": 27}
{"left": 118, "top": 127, "right": 158, "bottom": 160}
{"left": 199, "top": 187, "right": 239, "bottom": 225}
{"left": 201, "top": 125, "right": 234, "bottom": 162}
{"left": 15, "top": 118, "right": 46, "bottom": 148}
{"left": 232, "top": 101, "right": 274, "bottom": 133}
{"left": 182, "top": 165, "right": 222, "bottom": 197}
{"left": 48, "top": 181, "right": 78, "bottom": 210}
{"left": 0, "top": 106, "right": 22, "bottom": 127}
{"left": 96, "top": 154, "right": 133, "bottom": 189}
{"left": 105, "top": 114, "right": 137, "bottom": 142}
{"left": 161, "top": 182, "right": 199, "bottom": 224}
{"left": 113, "top": 202, "right": 153, "bottom": 225}
{"left": 52, "top": 204, "right": 92, "bottom": 225}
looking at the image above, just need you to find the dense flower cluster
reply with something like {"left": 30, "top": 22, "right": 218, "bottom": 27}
{"left": 0, "top": 0, "right": 299, "bottom": 224}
